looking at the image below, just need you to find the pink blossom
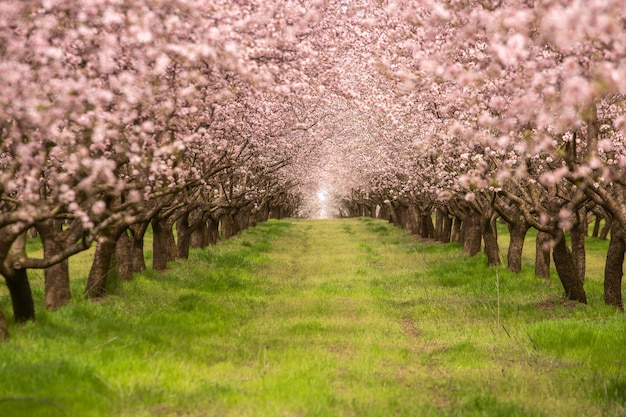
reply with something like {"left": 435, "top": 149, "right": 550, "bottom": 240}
{"left": 492, "top": 33, "right": 527, "bottom": 67}
{"left": 562, "top": 76, "right": 594, "bottom": 107}
{"left": 92, "top": 200, "right": 106, "bottom": 215}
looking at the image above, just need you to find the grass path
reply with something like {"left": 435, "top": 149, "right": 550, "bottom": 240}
{"left": 241, "top": 218, "right": 439, "bottom": 416}
{"left": 196, "top": 218, "right": 622, "bottom": 417}
{"left": 0, "top": 218, "right": 624, "bottom": 417}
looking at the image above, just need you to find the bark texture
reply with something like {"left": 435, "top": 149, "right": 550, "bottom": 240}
{"left": 0, "top": 309, "right": 8, "bottom": 340}
{"left": 37, "top": 219, "right": 71, "bottom": 309}
{"left": 129, "top": 222, "right": 148, "bottom": 272}
{"left": 115, "top": 231, "right": 135, "bottom": 282}
{"left": 4, "top": 268, "right": 35, "bottom": 322}
{"left": 506, "top": 220, "right": 530, "bottom": 273}
{"left": 482, "top": 215, "right": 501, "bottom": 266}
{"left": 84, "top": 237, "right": 118, "bottom": 299}
{"left": 535, "top": 231, "right": 551, "bottom": 279}
{"left": 552, "top": 232, "right": 587, "bottom": 304}
{"left": 152, "top": 217, "right": 177, "bottom": 271}
{"left": 462, "top": 213, "right": 482, "bottom": 256}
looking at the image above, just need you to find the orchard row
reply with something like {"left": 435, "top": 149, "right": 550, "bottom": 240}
{"left": 1, "top": 1, "right": 626, "bottom": 338}
{"left": 332, "top": 0, "right": 626, "bottom": 312}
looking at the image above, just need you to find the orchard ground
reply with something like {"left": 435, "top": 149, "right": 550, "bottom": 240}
{"left": 0, "top": 218, "right": 625, "bottom": 417}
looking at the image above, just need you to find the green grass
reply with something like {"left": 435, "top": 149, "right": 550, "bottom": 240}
{"left": 0, "top": 218, "right": 625, "bottom": 416}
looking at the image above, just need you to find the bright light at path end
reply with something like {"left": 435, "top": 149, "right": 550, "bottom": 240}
{"left": 317, "top": 189, "right": 327, "bottom": 202}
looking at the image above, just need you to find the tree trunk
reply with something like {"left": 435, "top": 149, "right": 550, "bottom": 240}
{"left": 570, "top": 214, "right": 586, "bottom": 284}
{"left": 506, "top": 220, "right": 530, "bottom": 273}
{"left": 535, "top": 231, "right": 551, "bottom": 279}
{"left": 435, "top": 208, "right": 444, "bottom": 241}
{"left": 386, "top": 202, "right": 399, "bottom": 226}
{"left": 451, "top": 216, "right": 463, "bottom": 244}
{"left": 4, "top": 268, "right": 35, "bottom": 322}
{"left": 580, "top": 205, "right": 590, "bottom": 237}
{"left": 420, "top": 215, "right": 435, "bottom": 239}
{"left": 258, "top": 204, "right": 270, "bottom": 222}
{"left": 591, "top": 212, "right": 602, "bottom": 238}
{"left": 406, "top": 205, "right": 420, "bottom": 235}
{"left": 397, "top": 204, "right": 409, "bottom": 230}
{"left": 600, "top": 215, "right": 612, "bottom": 240}
{"left": 129, "top": 222, "right": 148, "bottom": 272}
{"left": 482, "top": 215, "right": 501, "bottom": 266}
{"left": 440, "top": 211, "right": 453, "bottom": 243}
{"left": 234, "top": 210, "right": 249, "bottom": 234}
{"left": 152, "top": 216, "right": 177, "bottom": 271}
{"left": 462, "top": 212, "right": 482, "bottom": 256}
{"left": 176, "top": 213, "right": 192, "bottom": 260}
{"left": 115, "top": 231, "right": 135, "bottom": 281}
{"left": 552, "top": 231, "right": 587, "bottom": 304}
{"left": 604, "top": 223, "right": 624, "bottom": 309}
{"left": 0, "top": 308, "right": 8, "bottom": 340}
{"left": 219, "top": 213, "right": 237, "bottom": 240}
{"left": 84, "top": 237, "right": 118, "bottom": 299}
{"left": 208, "top": 219, "right": 220, "bottom": 245}
{"left": 37, "top": 219, "right": 71, "bottom": 309}
{"left": 190, "top": 220, "right": 209, "bottom": 248}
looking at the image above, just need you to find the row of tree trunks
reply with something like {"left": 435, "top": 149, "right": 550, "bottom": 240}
{"left": 0, "top": 191, "right": 296, "bottom": 340}
{"left": 352, "top": 192, "right": 622, "bottom": 310}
